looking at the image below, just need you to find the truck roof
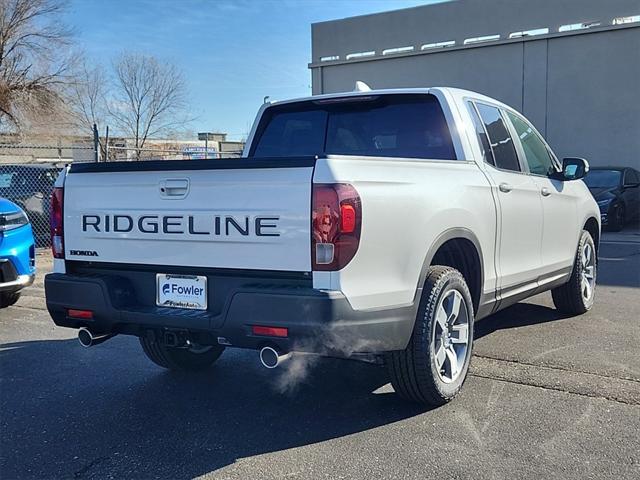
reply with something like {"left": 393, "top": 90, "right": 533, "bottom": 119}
{"left": 268, "top": 86, "right": 516, "bottom": 113}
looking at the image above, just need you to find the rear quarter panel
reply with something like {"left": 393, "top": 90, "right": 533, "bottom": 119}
{"left": 313, "top": 156, "right": 497, "bottom": 311}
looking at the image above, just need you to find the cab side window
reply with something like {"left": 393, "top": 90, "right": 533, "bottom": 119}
{"left": 468, "top": 102, "right": 495, "bottom": 166}
{"left": 475, "top": 103, "right": 521, "bottom": 172}
{"left": 506, "top": 111, "right": 555, "bottom": 176}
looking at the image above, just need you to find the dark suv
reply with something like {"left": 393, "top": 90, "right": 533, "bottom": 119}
{"left": 584, "top": 166, "right": 640, "bottom": 231}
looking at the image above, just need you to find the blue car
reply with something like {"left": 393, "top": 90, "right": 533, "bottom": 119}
{"left": 0, "top": 198, "right": 36, "bottom": 308}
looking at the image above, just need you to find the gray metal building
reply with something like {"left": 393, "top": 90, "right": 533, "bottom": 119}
{"left": 309, "top": 0, "right": 640, "bottom": 168}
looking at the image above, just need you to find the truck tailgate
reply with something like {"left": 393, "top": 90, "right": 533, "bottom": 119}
{"left": 62, "top": 159, "right": 314, "bottom": 272}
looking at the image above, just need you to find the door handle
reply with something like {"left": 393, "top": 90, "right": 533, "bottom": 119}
{"left": 541, "top": 187, "right": 551, "bottom": 197}
{"left": 165, "top": 185, "right": 188, "bottom": 196}
{"left": 499, "top": 183, "right": 512, "bottom": 193}
{"left": 160, "top": 179, "right": 190, "bottom": 198}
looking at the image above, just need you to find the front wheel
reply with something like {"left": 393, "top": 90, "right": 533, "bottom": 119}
{"left": 140, "top": 336, "right": 224, "bottom": 371}
{"left": 387, "top": 266, "right": 474, "bottom": 406}
{"left": 551, "top": 230, "right": 596, "bottom": 315}
{"left": 0, "top": 292, "right": 21, "bottom": 309}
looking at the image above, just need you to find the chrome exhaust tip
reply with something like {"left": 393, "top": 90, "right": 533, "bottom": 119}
{"left": 78, "top": 328, "right": 93, "bottom": 347}
{"left": 259, "top": 346, "right": 292, "bottom": 369}
{"left": 78, "top": 327, "right": 115, "bottom": 348}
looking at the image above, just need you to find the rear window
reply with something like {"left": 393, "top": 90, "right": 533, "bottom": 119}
{"left": 251, "top": 94, "right": 457, "bottom": 160}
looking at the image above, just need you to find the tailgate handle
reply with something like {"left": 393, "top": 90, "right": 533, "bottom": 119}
{"left": 160, "top": 179, "right": 190, "bottom": 198}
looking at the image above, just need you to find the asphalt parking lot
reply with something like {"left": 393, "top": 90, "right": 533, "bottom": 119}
{"left": 1, "top": 229, "right": 639, "bottom": 480}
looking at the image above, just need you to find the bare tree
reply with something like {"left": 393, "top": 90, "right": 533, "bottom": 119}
{"left": 109, "top": 53, "right": 188, "bottom": 159}
{"left": 64, "top": 58, "right": 113, "bottom": 157}
{"left": 0, "top": 0, "right": 74, "bottom": 132}
{"left": 68, "top": 60, "right": 107, "bottom": 136}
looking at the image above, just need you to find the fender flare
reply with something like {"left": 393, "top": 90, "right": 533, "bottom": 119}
{"left": 413, "top": 227, "right": 485, "bottom": 309}
{"left": 581, "top": 214, "right": 601, "bottom": 261}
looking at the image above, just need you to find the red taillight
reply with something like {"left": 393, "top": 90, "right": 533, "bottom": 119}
{"left": 252, "top": 325, "right": 289, "bottom": 337}
{"left": 51, "top": 187, "right": 64, "bottom": 259}
{"left": 312, "top": 183, "right": 361, "bottom": 271}
{"left": 68, "top": 309, "right": 93, "bottom": 319}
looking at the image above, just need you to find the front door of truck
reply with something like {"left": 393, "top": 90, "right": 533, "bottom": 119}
{"left": 504, "top": 111, "right": 580, "bottom": 282}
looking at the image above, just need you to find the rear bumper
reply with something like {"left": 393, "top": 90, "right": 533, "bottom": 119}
{"left": 44, "top": 272, "right": 415, "bottom": 354}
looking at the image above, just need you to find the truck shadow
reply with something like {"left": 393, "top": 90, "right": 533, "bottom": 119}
{"left": 475, "top": 303, "right": 568, "bottom": 339}
{"left": 0, "top": 336, "right": 428, "bottom": 479}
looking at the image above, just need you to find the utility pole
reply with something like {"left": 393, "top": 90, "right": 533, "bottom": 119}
{"left": 198, "top": 132, "right": 214, "bottom": 160}
{"left": 105, "top": 126, "right": 109, "bottom": 162}
{"left": 93, "top": 123, "right": 99, "bottom": 162}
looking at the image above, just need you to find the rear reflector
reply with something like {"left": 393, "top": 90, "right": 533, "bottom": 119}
{"left": 252, "top": 325, "right": 288, "bottom": 338}
{"left": 68, "top": 309, "right": 93, "bottom": 319}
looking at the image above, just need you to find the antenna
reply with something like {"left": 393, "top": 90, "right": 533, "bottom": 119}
{"left": 354, "top": 81, "right": 372, "bottom": 92}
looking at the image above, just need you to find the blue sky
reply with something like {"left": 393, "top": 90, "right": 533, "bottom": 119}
{"left": 65, "top": 0, "right": 437, "bottom": 140}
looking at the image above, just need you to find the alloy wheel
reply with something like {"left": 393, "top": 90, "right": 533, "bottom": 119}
{"left": 581, "top": 242, "right": 596, "bottom": 301}
{"left": 432, "top": 289, "right": 470, "bottom": 383}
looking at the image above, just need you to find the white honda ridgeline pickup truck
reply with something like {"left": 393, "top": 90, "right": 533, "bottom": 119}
{"left": 45, "top": 86, "right": 600, "bottom": 406}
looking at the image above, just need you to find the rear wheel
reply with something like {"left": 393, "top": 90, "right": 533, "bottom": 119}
{"left": 0, "top": 292, "right": 21, "bottom": 309}
{"left": 551, "top": 230, "right": 596, "bottom": 315}
{"left": 387, "top": 266, "right": 474, "bottom": 406}
{"left": 140, "top": 336, "right": 224, "bottom": 371}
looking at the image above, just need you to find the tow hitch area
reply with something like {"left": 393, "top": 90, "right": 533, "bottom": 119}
{"left": 145, "top": 330, "right": 192, "bottom": 348}
{"left": 163, "top": 331, "right": 184, "bottom": 348}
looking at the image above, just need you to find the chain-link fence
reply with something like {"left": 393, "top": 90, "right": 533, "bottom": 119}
{"left": 0, "top": 163, "right": 64, "bottom": 248}
{"left": 0, "top": 138, "right": 94, "bottom": 248}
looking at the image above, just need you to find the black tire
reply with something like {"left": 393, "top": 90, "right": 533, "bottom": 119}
{"left": 0, "top": 292, "right": 21, "bottom": 309}
{"left": 607, "top": 203, "right": 625, "bottom": 232}
{"left": 139, "top": 336, "right": 224, "bottom": 372}
{"left": 387, "top": 266, "right": 474, "bottom": 406}
{"left": 552, "top": 230, "right": 596, "bottom": 315}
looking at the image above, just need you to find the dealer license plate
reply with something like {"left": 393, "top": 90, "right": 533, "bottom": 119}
{"left": 156, "top": 274, "right": 207, "bottom": 310}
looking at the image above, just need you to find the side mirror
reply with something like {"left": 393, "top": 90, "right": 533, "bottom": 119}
{"left": 555, "top": 157, "right": 589, "bottom": 181}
